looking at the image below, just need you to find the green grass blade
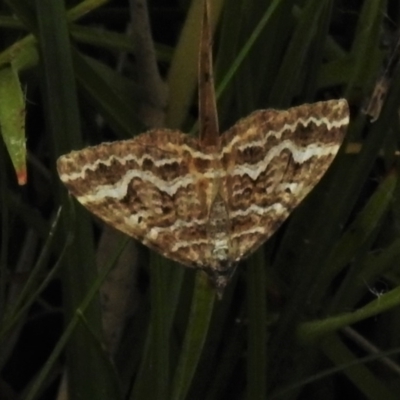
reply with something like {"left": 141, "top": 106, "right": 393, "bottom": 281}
{"left": 35, "top": 0, "right": 119, "bottom": 398}
{"left": 345, "top": 0, "right": 387, "bottom": 99}
{"left": 312, "top": 171, "right": 397, "bottom": 305}
{"left": 298, "top": 284, "right": 400, "bottom": 343}
{"left": 268, "top": 0, "right": 325, "bottom": 107}
{"left": 171, "top": 272, "right": 216, "bottom": 400}
{"left": 25, "top": 237, "right": 129, "bottom": 400}
{"left": 321, "top": 335, "right": 397, "bottom": 400}
{"left": 246, "top": 249, "right": 267, "bottom": 400}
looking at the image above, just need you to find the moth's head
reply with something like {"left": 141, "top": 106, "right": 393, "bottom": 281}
{"left": 206, "top": 260, "right": 238, "bottom": 299}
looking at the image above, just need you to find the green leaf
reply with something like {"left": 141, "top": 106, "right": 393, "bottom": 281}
{"left": 0, "top": 64, "right": 26, "bottom": 185}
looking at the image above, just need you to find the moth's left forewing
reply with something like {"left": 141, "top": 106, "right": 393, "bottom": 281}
{"left": 221, "top": 99, "right": 349, "bottom": 261}
{"left": 56, "top": 130, "right": 215, "bottom": 268}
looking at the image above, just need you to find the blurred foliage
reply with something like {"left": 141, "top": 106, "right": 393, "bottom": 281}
{"left": 1, "top": 0, "right": 400, "bottom": 399}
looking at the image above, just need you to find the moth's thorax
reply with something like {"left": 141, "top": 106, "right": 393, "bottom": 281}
{"left": 207, "top": 190, "right": 232, "bottom": 271}
{"left": 205, "top": 193, "right": 237, "bottom": 295}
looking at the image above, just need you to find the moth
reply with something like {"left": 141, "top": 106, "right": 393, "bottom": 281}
{"left": 57, "top": 1, "right": 349, "bottom": 292}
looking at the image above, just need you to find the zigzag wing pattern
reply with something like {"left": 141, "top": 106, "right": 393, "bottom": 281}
{"left": 220, "top": 99, "right": 349, "bottom": 262}
{"left": 57, "top": 129, "right": 219, "bottom": 268}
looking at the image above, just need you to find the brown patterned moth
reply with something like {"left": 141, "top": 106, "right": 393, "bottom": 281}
{"left": 57, "top": 0, "right": 349, "bottom": 293}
